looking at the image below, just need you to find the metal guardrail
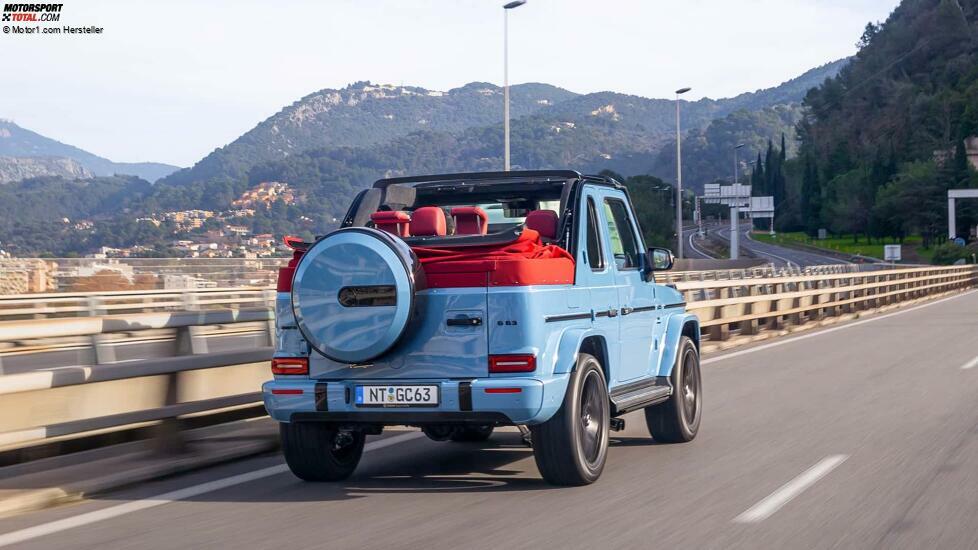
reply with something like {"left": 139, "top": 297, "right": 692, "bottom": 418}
{"left": 0, "top": 257, "right": 287, "bottom": 296}
{"left": 0, "top": 308, "right": 276, "bottom": 450}
{"left": 659, "top": 263, "right": 860, "bottom": 283}
{"left": 0, "top": 287, "right": 275, "bottom": 321}
{"left": 675, "top": 265, "right": 978, "bottom": 341}
{"left": 0, "top": 264, "right": 975, "bottom": 454}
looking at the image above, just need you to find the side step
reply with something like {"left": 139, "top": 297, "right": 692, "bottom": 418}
{"left": 609, "top": 377, "right": 672, "bottom": 416}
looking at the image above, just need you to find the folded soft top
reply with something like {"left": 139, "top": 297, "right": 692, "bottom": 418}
{"left": 412, "top": 228, "right": 575, "bottom": 288}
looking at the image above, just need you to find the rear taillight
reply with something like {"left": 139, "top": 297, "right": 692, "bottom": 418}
{"left": 271, "top": 357, "right": 309, "bottom": 375}
{"left": 489, "top": 354, "right": 536, "bottom": 373}
{"left": 484, "top": 387, "right": 522, "bottom": 393}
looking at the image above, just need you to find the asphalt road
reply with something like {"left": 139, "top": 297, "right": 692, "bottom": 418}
{"left": 684, "top": 224, "right": 716, "bottom": 260}
{"left": 1, "top": 290, "right": 977, "bottom": 549}
{"left": 713, "top": 225, "right": 848, "bottom": 267}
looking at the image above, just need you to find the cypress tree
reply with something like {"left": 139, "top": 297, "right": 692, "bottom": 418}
{"left": 800, "top": 152, "right": 821, "bottom": 237}
{"left": 764, "top": 140, "right": 775, "bottom": 195}
{"left": 754, "top": 152, "right": 764, "bottom": 190}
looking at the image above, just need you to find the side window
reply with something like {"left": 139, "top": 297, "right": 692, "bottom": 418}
{"left": 585, "top": 197, "right": 604, "bottom": 271}
{"left": 603, "top": 199, "right": 641, "bottom": 270}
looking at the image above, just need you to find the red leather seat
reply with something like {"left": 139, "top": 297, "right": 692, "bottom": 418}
{"left": 410, "top": 207, "right": 447, "bottom": 237}
{"left": 451, "top": 206, "right": 489, "bottom": 235}
{"left": 525, "top": 210, "right": 558, "bottom": 241}
{"left": 370, "top": 211, "right": 411, "bottom": 237}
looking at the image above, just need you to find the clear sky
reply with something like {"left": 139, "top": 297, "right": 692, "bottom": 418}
{"left": 1, "top": 0, "right": 899, "bottom": 167}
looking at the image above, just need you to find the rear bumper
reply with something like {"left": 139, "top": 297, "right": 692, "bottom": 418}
{"left": 262, "top": 374, "right": 570, "bottom": 426}
{"left": 291, "top": 411, "right": 510, "bottom": 425}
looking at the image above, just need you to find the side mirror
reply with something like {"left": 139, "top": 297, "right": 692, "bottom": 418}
{"left": 647, "top": 247, "right": 674, "bottom": 272}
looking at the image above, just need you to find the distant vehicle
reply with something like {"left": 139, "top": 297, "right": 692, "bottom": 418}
{"left": 263, "top": 170, "right": 702, "bottom": 486}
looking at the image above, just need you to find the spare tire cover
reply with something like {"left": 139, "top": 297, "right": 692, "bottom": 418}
{"left": 292, "top": 227, "right": 420, "bottom": 363}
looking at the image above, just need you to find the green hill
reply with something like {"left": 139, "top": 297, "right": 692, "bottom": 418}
{"left": 780, "top": 0, "right": 978, "bottom": 250}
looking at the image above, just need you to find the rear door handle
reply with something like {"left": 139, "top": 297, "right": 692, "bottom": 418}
{"left": 621, "top": 306, "right": 633, "bottom": 316}
{"left": 447, "top": 316, "right": 482, "bottom": 327}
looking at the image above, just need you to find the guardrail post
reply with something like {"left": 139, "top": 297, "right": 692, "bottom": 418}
{"left": 85, "top": 296, "right": 105, "bottom": 317}
{"left": 809, "top": 292, "right": 824, "bottom": 322}
{"left": 740, "top": 286, "right": 759, "bottom": 336}
{"left": 786, "top": 294, "right": 803, "bottom": 325}
{"left": 708, "top": 305, "right": 730, "bottom": 341}
{"left": 840, "top": 276, "right": 853, "bottom": 314}
{"left": 175, "top": 325, "right": 208, "bottom": 355}
{"left": 182, "top": 292, "right": 200, "bottom": 312}
{"left": 151, "top": 372, "right": 187, "bottom": 455}
{"left": 90, "top": 334, "right": 116, "bottom": 364}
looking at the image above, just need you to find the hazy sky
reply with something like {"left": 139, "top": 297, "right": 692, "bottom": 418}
{"left": 2, "top": 0, "right": 899, "bottom": 167}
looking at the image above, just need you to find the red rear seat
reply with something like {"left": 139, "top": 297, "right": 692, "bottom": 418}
{"left": 451, "top": 206, "right": 489, "bottom": 235}
{"left": 525, "top": 210, "right": 558, "bottom": 241}
{"left": 410, "top": 207, "right": 447, "bottom": 236}
{"left": 370, "top": 211, "right": 411, "bottom": 237}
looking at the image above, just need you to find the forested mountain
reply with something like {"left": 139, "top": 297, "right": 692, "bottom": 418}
{"left": 0, "top": 176, "right": 156, "bottom": 254}
{"left": 779, "top": 0, "right": 978, "bottom": 252}
{"left": 718, "top": 59, "right": 850, "bottom": 113}
{"left": 160, "top": 60, "right": 847, "bottom": 191}
{"left": 158, "top": 82, "right": 578, "bottom": 188}
{"left": 1, "top": 58, "right": 848, "bottom": 255}
{"left": 0, "top": 121, "right": 180, "bottom": 183}
{"left": 650, "top": 104, "right": 805, "bottom": 190}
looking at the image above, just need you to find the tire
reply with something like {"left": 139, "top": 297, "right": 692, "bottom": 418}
{"left": 645, "top": 336, "right": 702, "bottom": 443}
{"left": 449, "top": 425, "right": 495, "bottom": 442}
{"left": 280, "top": 422, "right": 365, "bottom": 481}
{"left": 531, "top": 353, "right": 609, "bottom": 486}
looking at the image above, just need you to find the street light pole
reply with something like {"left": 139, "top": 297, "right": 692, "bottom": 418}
{"left": 731, "top": 143, "right": 745, "bottom": 260}
{"left": 502, "top": 0, "right": 526, "bottom": 171}
{"left": 674, "top": 86, "right": 691, "bottom": 258}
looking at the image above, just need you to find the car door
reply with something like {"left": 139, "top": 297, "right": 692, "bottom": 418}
{"left": 599, "top": 192, "right": 658, "bottom": 382}
{"left": 576, "top": 189, "right": 621, "bottom": 379}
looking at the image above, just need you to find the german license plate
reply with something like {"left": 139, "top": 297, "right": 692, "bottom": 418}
{"left": 355, "top": 385, "right": 439, "bottom": 407}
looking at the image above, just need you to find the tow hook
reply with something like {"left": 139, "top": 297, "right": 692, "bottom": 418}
{"left": 609, "top": 417, "right": 626, "bottom": 432}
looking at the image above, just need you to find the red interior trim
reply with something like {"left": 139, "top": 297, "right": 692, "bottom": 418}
{"left": 413, "top": 229, "right": 574, "bottom": 288}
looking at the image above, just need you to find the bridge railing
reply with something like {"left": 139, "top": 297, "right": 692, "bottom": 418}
{"left": 674, "top": 265, "right": 978, "bottom": 341}
{"left": 659, "top": 263, "right": 860, "bottom": 283}
{"left": 0, "top": 287, "right": 275, "bottom": 321}
{"left": 0, "top": 308, "right": 274, "bottom": 453}
{"left": 0, "top": 264, "right": 975, "bottom": 455}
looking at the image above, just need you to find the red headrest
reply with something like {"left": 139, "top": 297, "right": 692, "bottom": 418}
{"left": 525, "top": 210, "right": 558, "bottom": 240}
{"left": 370, "top": 211, "right": 411, "bottom": 237}
{"left": 410, "top": 207, "right": 447, "bottom": 237}
{"left": 451, "top": 206, "right": 489, "bottom": 235}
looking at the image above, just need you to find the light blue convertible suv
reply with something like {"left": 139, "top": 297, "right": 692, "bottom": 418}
{"left": 263, "top": 170, "right": 701, "bottom": 485}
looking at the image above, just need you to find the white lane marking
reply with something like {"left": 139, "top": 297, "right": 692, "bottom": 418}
{"left": 687, "top": 227, "right": 715, "bottom": 259}
{"left": 0, "top": 431, "right": 425, "bottom": 548}
{"left": 703, "top": 290, "right": 976, "bottom": 366}
{"left": 733, "top": 455, "right": 848, "bottom": 523}
{"left": 961, "top": 356, "right": 978, "bottom": 370}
